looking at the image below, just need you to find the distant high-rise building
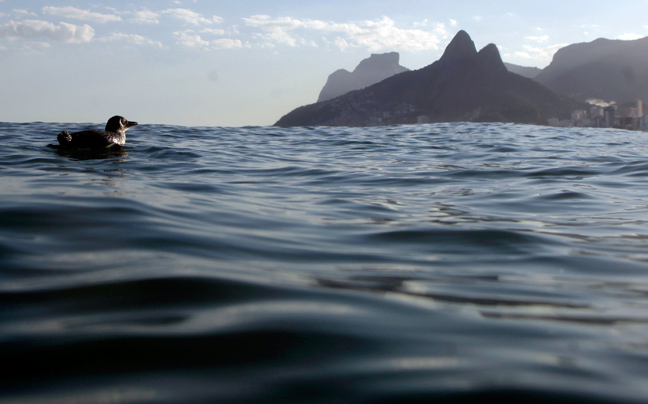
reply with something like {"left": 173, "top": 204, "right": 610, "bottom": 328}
{"left": 590, "top": 106, "right": 604, "bottom": 118}
{"left": 638, "top": 99, "right": 644, "bottom": 118}
{"left": 571, "top": 110, "right": 587, "bottom": 127}
{"left": 604, "top": 106, "right": 616, "bottom": 128}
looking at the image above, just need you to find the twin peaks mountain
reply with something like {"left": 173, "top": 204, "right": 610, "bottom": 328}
{"left": 275, "top": 31, "right": 585, "bottom": 127}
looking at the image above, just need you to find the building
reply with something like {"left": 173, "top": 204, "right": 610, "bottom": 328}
{"left": 640, "top": 114, "right": 648, "bottom": 131}
{"left": 604, "top": 106, "right": 616, "bottom": 128}
{"left": 571, "top": 110, "right": 589, "bottom": 127}
{"left": 590, "top": 106, "right": 604, "bottom": 118}
{"left": 638, "top": 99, "right": 644, "bottom": 118}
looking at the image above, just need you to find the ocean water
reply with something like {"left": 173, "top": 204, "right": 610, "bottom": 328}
{"left": 2, "top": 121, "right": 648, "bottom": 403}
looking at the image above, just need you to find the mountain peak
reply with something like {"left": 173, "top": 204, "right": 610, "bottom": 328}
{"left": 440, "top": 30, "right": 477, "bottom": 62}
{"left": 354, "top": 52, "right": 401, "bottom": 74}
{"left": 276, "top": 30, "right": 586, "bottom": 127}
{"left": 317, "top": 52, "right": 408, "bottom": 102}
{"left": 477, "top": 43, "right": 507, "bottom": 75}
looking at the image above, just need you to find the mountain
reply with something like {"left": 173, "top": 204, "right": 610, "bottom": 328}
{"left": 504, "top": 63, "right": 541, "bottom": 78}
{"left": 275, "top": 31, "right": 586, "bottom": 127}
{"left": 317, "top": 52, "right": 409, "bottom": 102}
{"left": 535, "top": 36, "right": 648, "bottom": 104}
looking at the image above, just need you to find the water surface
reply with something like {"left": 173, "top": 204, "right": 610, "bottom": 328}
{"left": 2, "top": 122, "right": 648, "bottom": 403}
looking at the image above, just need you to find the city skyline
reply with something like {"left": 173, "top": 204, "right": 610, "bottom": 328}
{"left": 1, "top": 0, "right": 647, "bottom": 126}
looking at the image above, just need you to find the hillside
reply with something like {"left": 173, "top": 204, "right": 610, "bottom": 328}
{"left": 535, "top": 36, "right": 648, "bottom": 103}
{"left": 276, "top": 31, "right": 586, "bottom": 127}
{"left": 318, "top": 52, "right": 409, "bottom": 102}
{"left": 504, "top": 63, "right": 542, "bottom": 78}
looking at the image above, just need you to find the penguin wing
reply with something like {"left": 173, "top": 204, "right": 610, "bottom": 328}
{"left": 58, "top": 130, "right": 115, "bottom": 149}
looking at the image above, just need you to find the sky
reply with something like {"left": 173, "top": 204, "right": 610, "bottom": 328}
{"left": 1, "top": 1, "right": 647, "bottom": 127}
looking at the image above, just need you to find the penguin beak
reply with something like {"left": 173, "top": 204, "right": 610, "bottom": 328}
{"left": 126, "top": 121, "right": 138, "bottom": 128}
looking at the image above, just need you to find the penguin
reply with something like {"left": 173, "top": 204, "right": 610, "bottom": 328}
{"left": 52, "top": 116, "right": 138, "bottom": 149}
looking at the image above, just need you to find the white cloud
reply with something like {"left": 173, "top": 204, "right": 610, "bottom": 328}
{"left": 98, "top": 32, "right": 164, "bottom": 48}
{"left": 413, "top": 19, "right": 428, "bottom": 28}
{"left": 515, "top": 43, "right": 567, "bottom": 62}
{"left": 173, "top": 31, "right": 243, "bottom": 50}
{"left": 130, "top": 10, "right": 160, "bottom": 24}
{"left": 163, "top": 9, "right": 222, "bottom": 25}
{"left": 211, "top": 38, "right": 244, "bottom": 49}
{"left": 449, "top": 19, "right": 458, "bottom": 27}
{"left": 174, "top": 31, "right": 209, "bottom": 48}
{"left": 13, "top": 9, "right": 38, "bottom": 17}
{"left": 243, "top": 15, "right": 303, "bottom": 47}
{"left": 0, "top": 19, "right": 95, "bottom": 43}
{"left": 200, "top": 28, "right": 226, "bottom": 35}
{"left": 618, "top": 33, "right": 643, "bottom": 40}
{"left": 43, "top": 6, "right": 122, "bottom": 24}
{"left": 525, "top": 35, "right": 549, "bottom": 43}
{"left": 243, "top": 15, "right": 445, "bottom": 51}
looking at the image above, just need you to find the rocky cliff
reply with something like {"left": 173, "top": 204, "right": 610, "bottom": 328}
{"left": 317, "top": 52, "right": 409, "bottom": 102}
{"left": 276, "top": 31, "right": 586, "bottom": 127}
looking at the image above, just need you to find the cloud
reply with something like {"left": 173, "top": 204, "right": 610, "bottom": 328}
{"left": 162, "top": 9, "right": 222, "bottom": 25}
{"left": 243, "top": 15, "right": 445, "bottom": 51}
{"left": 510, "top": 35, "right": 566, "bottom": 63}
{"left": 0, "top": 19, "right": 94, "bottom": 43}
{"left": 13, "top": 9, "right": 38, "bottom": 17}
{"left": 449, "top": 19, "right": 458, "bottom": 27}
{"left": 514, "top": 43, "right": 567, "bottom": 62}
{"left": 43, "top": 6, "right": 122, "bottom": 23}
{"left": 173, "top": 31, "right": 243, "bottom": 49}
{"left": 211, "top": 38, "right": 244, "bottom": 49}
{"left": 586, "top": 98, "right": 615, "bottom": 107}
{"left": 98, "top": 32, "right": 164, "bottom": 48}
{"left": 200, "top": 28, "right": 226, "bottom": 36}
{"left": 413, "top": 19, "right": 428, "bottom": 28}
{"left": 174, "top": 31, "right": 209, "bottom": 48}
{"left": 618, "top": 33, "right": 643, "bottom": 40}
{"left": 243, "top": 15, "right": 305, "bottom": 47}
{"left": 525, "top": 35, "right": 549, "bottom": 43}
{"left": 130, "top": 10, "right": 160, "bottom": 24}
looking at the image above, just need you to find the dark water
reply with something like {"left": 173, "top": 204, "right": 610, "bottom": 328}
{"left": 3, "top": 121, "right": 648, "bottom": 403}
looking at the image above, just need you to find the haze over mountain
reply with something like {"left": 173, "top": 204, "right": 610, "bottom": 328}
{"left": 276, "top": 31, "right": 586, "bottom": 127}
{"left": 504, "top": 63, "right": 542, "bottom": 79}
{"left": 318, "top": 52, "right": 409, "bottom": 102}
{"left": 535, "top": 36, "right": 648, "bottom": 104}
{"left": 318, "top": 57, "right": 540, "bottom": 103}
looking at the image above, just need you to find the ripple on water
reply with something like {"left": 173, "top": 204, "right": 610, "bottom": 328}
{"left": 2, "top": 122, "right": 648, "bottom": 403}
